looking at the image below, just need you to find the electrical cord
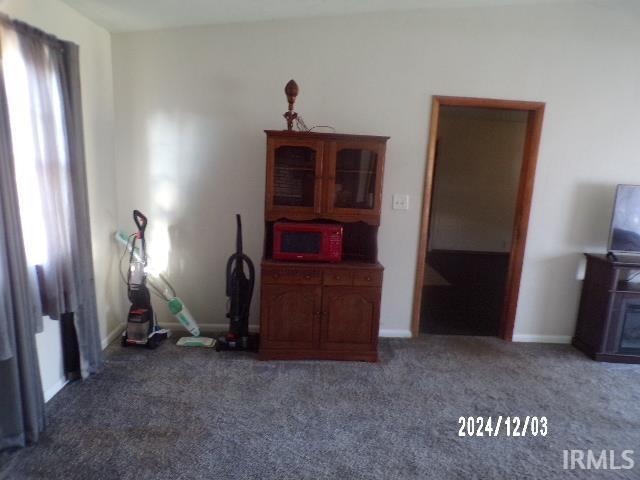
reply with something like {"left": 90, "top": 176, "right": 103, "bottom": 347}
{"left": 119, "top": 234, "right": 136, "bottom": 286}
{"left": 158, "top": 272, "right": 177, "bottom": 298}
{"left": 307, "top": 125, "right": 336, "bottom": 132}
{"left": 295, "top": 115, "right": 335, "bottom": 133}
{"left": 626, "top": 270, "right": 640, "bottom": 282}
{"left": 118, "top": 232, "right": 178, "bottom": 302}
{"left": 147, "top": 279, "right": 169, "bottom": 301}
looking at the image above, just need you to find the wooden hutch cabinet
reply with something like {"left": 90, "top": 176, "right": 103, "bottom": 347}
{"left": 260, "top": 130, "right": 388, "bottom": 362}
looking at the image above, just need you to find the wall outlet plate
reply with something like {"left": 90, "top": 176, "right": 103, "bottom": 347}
{"left": 392, "top": 194, "right": 409, "bottom": 210}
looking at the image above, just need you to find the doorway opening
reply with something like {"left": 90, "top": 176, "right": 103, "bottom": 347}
{"left": 411, "top": 96, "right": 545, "bottom": 340}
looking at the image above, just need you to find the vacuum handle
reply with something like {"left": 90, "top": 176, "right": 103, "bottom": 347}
{"left": 236, "top": 214, "right": 243, "bottom": 255}
{"left": 133, "top": 210, "right": 148, "bottom": 236}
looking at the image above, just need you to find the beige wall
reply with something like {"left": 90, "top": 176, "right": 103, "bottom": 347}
{"left": 111, "top": 2, "right": 640, "bottom": 342}
{"left": 429, "top": 107, "right": 527, "bottom": 253}
{"left": 1, "top": 0, "right": 118, "bottom": 399}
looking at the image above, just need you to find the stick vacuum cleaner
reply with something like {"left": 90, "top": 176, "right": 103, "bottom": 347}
{"left": 216, "top": 214, "right": 259, "bottom": 351}
{"left": 121, "top": 210, "right": 169, "bottom": 348}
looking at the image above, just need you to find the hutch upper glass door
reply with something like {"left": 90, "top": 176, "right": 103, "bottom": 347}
{"left": 267, "top": 138, "right": 323, "bottom": 215}
{"left": 326, "top": 141, "right": 383, "bottom": 216}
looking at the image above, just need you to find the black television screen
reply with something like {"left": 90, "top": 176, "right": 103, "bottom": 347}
{"left": 608, "top": 185, "right": 640, "bottom": 253}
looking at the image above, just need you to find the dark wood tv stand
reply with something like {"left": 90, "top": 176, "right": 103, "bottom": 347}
{"left": 573, "top": 253, "right": 640, "bottom": 363}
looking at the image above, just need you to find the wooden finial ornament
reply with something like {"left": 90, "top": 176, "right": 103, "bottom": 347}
{"left": 283, "top": 79, "right": 299, "bottom": 131}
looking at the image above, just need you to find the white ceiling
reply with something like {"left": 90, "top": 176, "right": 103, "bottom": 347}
{"left": 61, "top": 0, "right": 595, "bottom": 33}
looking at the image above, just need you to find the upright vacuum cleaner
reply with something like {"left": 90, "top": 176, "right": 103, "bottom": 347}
{"left": 121, "top": 210, "right": 169, "bottom": 348}
{"left": 216, "top": 214, "right": 258, "bottom": 351}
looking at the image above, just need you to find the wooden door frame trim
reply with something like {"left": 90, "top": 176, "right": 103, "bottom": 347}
{"left": 410, "top": 95, "right": 545, "bottom": 340}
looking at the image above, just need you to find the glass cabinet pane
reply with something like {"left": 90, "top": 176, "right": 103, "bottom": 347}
{"left": 334, "top": 149, "right": 377, "bottom": 209}
{"left": 616, "top": 267, "right": 640, "bottom": 292}
{"left": 273, "top": 146, "right": 316, "bottom": 207}
{"left": 620, "top": 303, "right": 640, "bottom": 352}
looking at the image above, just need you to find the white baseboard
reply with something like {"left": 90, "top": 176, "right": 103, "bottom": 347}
{"left": 512, "top": 334, "right": 572, "bottom": 344}
{"left": 105, "top": 324, "right": 570, "bottom": 344}
{"left": 44, "top": 378, "right": 68, "bottom": 403}
{"left": 159, "top": 323, "right": 412, "bottom": 338}
{"left": 379, "top": 328, "right": 412, "bottom": 338}
{"left": 101, "top": 324, "right": 125, "bottom": 349}
{"left": 158, "top": 322, "right": 260, "bottom": 333}
{"left": 99, "top": 322, "right": 259, "bottom": 348}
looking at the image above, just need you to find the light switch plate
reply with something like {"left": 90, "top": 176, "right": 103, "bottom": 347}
{"left": 392, "top": 194, "right": 409, "bottom": 210}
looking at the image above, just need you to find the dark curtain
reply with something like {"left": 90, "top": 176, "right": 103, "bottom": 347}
{"left": 59, "top": 40, "right": 103, "bottom": 378}
{"left": 0, "top": 15, "right": 104, "bottom": 451}
{"left": 0, "top": 35, "right": 45, "bottom": 449}
{"left": 0, "top": 17, "right": 103, "bottom": 380}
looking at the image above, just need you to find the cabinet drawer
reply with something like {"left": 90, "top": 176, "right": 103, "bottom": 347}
{"left": 353, "top": 270, "right": 383, "bottom": 286}
{"left": 323, "top": 270, "right": 353, "bottom": 286}
{"left": 262, "top": 268, "right": 321, "bottom": 285}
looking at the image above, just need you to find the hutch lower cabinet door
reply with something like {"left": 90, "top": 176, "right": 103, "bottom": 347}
{"left": 259, "top": 265, "right": 382, "bottom": 362}
{"left": 320, "top": 287, "right": 380, "bottom": 352}
{"left": 260, "top": 285, "right": 321, "bottom": 350}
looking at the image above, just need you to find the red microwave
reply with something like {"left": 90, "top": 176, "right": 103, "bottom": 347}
{"left": 273, "top": 223, "right": 343, "bottom": 262}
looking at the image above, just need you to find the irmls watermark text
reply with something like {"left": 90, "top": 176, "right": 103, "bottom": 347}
{"left": 563, "top": 450, "right": 635, "bottom": 470}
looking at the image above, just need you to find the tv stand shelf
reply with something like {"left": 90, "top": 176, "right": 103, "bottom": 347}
{"left": 573, "top": 253, "right": 640, "bottom": 364}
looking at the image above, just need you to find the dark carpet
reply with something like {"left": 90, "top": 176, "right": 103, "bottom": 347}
{"left": 1, "top": 336, "right": 640, "bottom": 479}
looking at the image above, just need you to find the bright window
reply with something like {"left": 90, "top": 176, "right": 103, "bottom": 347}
{"left": 1, "top": 27, "right": 69, "bottom": 266}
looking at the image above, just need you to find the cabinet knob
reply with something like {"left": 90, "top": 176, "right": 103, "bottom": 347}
{"left": 365, "top": 276, "right": 372, "bottom": 281}
{"left": 335, "top": 275, "right": 341, "bottom": 280}
{"left": 304, "top": 274, "right": 311, "bottom": 280}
